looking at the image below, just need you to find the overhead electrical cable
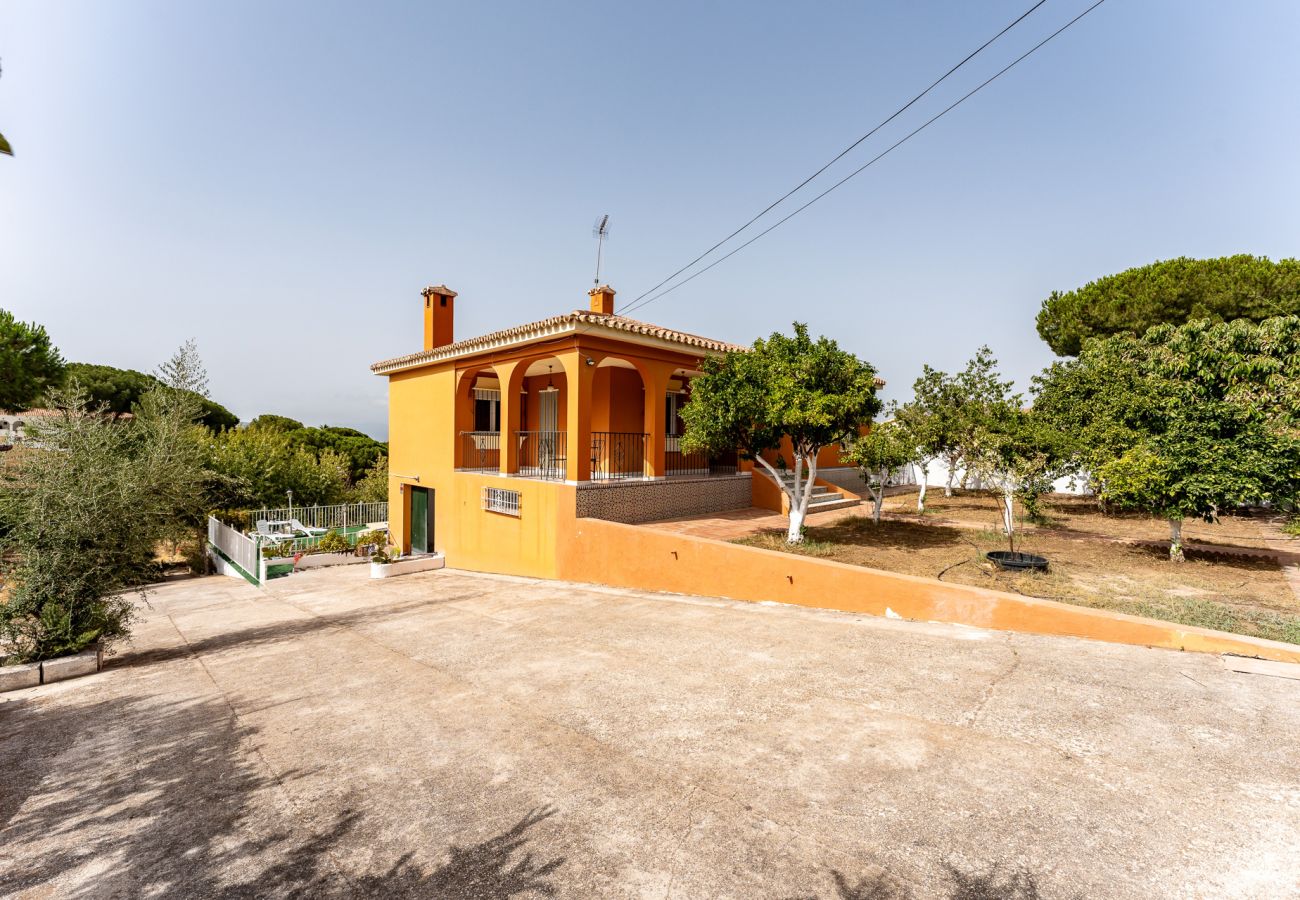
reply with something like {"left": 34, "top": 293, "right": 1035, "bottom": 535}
{"left": 619, "top": 0, "right": 1107, "bottom": 318}
{"left": 622, "top": 0, "right": 1051, "bottom": 310}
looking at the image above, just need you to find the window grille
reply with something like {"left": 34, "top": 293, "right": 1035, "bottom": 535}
{"left": 482, "top": 487, "right": 521, "bottom": 516}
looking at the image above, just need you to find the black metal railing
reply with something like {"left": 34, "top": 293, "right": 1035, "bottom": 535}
{"left": 664, "top": 437, "right": 738, "bottom": 477}
{"left": 460, "top": 431, "right": 500, "bottom": 471}
{"left": 518, "top": 430, "right": 567, "bottom": 481}
{"left": 590, "top": 431, "right": 646, "bottom": 481}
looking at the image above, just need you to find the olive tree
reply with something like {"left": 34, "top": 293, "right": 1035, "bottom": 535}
{"left": 0, "top": 385, "right": 207, "bottom": 662}
{"left": 681, "top": 323, "right": 881, "bottom": 543}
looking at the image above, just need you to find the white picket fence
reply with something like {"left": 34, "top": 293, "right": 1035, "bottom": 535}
{"left": 207, "top": 516, "right": 264, "bottom": 585}
{"left": 245, "top": 501, "right": 388, "bottom": 531}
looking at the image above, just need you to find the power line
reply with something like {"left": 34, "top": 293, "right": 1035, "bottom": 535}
{"left": 623, "top": 0, "right": 1051, "bottom": 310}
{"left": 621, "top": 0, "right": 1107, "bottom": 318}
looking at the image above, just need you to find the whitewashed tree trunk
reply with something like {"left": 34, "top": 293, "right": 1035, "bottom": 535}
{"left": 943, "top": 452, "right": 961, "bottom": 497}
{"left": 1168, "top": 517, "right": 1184, "bottom": 562}
{"left": 872, "top": 467, "right": 885, "bottom": 523}
{"left": 1001, "top": 485, "right": 1016, "bottom": 538}
{"left": 756, "top": 452, "right": 819, "bottom": 544}
{"left": 916, "top": 462, "right": 929, "bottom": 512}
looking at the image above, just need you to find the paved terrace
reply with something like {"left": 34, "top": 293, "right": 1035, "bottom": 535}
{"left": 2, "top": 567, "right": 1298, "bottom": 898}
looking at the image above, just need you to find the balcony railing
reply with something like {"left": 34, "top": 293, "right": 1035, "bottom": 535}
{"left": 518, "top": 430, "right": 567, "bottom": 481}
{"left": 590, "top": 431, "right": 646, "bottom": 481}
{"left": 664, "top": 436, "right": 738, "bottom": 477}
{"left": 460, "top": 431, "right": 500, "bottom": 471}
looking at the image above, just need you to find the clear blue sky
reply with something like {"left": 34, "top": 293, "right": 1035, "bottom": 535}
{"left": 3, "top": 0, "right": 1298, "bottom": 439}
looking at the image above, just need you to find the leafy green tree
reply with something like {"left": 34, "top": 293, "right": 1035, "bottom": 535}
{"left": 60, "top": 360, "right": 238, "bottom": 430}
{"left": 681, "top": 323, "right": 881, "bottom": 543}
{"left": 966, "top": 403, "right": 1069, "bottom": 541}
{"left": 895, "top": 366, "right": 962, "bottom": 510}
{"left": 844, "top": 415, "right": 913, "bottom": 524}
{"left": 206, "top": 425, "right": 350, "bottom": 508}
{"left": 0, "top": 309, "right": 65, "bottom": 411}
{"left": 287, "top": 425, "right": 387, "bottom": 482}
{"left": 1033, "top": 316, "right": 1300, "bottom": 560}
{"left": 61, "top": 363, "right": 155, "bottom": 417}
{"left": 1036, "top": 255, "right": 1300, "bottom": 356}
{"left": 895, "top": 347, "right": 1015, "bottom": 507}
{"left": 0, "top": 385, "right": 208, "bottom": 662}
{"left": 249, "top": 414, "right": 305, "bottom": 432}
{"left": 350, "top": 454, "right": 389, "bottom": 503}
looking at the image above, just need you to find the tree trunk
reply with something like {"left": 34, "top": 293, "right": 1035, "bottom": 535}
{"left": 872, "top": 468, "right": 885, "bottom": 524}
{"left": 1001, "top": 485, "right": 1016, "bottom": 543}
{"left": 755, "top": 453, "right": 810, "bottom": 544}
{"left": 787, "top": 506, "right": 804, "bottom": 542}
{"left": 1168, "top": 518, "right": 1185, "bottom": 562}
{"left": 917, "top": 465, "right": 929, "bottom": 513}
{"left": 944, "top": 467, "right": 955, "bottom": 498}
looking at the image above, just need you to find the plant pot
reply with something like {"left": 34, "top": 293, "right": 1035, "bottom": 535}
{"left": 986, "top": 550, "right": 1049, "bottom": 572}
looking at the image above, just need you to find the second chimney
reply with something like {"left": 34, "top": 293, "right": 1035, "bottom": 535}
{"left": 422, "top": 284, "right": 457, "bottom": 350}
{"left": 588, "top": 284, "right": 616, "bottom": 316}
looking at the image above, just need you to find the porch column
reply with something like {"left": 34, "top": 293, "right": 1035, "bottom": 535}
{"left": 453, "top": 369, "right": 478, "bottom": 469}
{"left": 560, "top": 350, "right": 597, "bottom": 481}
{"left": 495, "top": 359, "right": 525, "bottom": 475}
{"left": 633, "top": 361, "right": 676, "bottom": 479}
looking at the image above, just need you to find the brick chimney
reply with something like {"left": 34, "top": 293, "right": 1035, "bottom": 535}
{"left": 422, "top": 285, "right": 457, "bottom": 350}
{"left": 588, "top": 284, "right": 615, "bottom": 316}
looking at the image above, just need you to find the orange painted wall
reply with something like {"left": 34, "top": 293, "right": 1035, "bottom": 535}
{"left": 590, "top": 366, "right": 644, "bottom": 434}
{"left": 554, "top": 518, "right": 1300, "bottom": 664}
{"left": 521, "top": 373, "right": 568, "bottom": 431}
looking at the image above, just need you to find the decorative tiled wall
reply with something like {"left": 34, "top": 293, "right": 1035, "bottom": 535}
{"left": 576, "top": 474, "right": 752, "bottom": 524}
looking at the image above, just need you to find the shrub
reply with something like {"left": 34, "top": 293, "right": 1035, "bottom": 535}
{"left": 261, "top": 541, "right": 296, "bottom": 559}
{"left": 210, "top": 508, "right": 251, "bottom": 532}
{"left": 315, "top": 530, "right": 351, "bottom": 553}
{"left": 0, "top": 387, "right": 207, "bottom": 663}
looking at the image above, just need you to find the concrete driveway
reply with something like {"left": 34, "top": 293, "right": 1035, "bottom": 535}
{"left": 2, "top": 567, "right": 1298, "bottom": 899}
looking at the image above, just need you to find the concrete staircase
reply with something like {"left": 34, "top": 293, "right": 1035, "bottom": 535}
{"left": 770, "top": 471, "right": 861, "bottom": 515}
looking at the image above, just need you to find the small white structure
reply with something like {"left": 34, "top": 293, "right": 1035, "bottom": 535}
{"left": 909, "top": 458, "right": 1091, "bottom": 497}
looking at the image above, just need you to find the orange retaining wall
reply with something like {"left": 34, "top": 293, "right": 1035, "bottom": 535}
{"left": 557, "top": 518, "right": 1300, "bottom": 664}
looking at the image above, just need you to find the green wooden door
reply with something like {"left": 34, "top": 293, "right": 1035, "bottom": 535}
{"left": 411, "top": 487, "right": 431, "bottom": 554}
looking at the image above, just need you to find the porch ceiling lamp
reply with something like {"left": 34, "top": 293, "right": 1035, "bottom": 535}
{"left": 541, "top": 364, "right": 558, "bottom": 393}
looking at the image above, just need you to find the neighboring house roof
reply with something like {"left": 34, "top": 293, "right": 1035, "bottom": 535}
{"left": 371, "top": 310, "right": 749, "bottom": 375}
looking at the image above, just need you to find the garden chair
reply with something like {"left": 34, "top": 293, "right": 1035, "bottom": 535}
{"left": 288, "top": 517, "right": 327, "bottom": 537}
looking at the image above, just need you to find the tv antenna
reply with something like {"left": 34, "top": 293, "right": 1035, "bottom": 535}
{"left": 592, "top": 214, "right": 610, "bottom": 285}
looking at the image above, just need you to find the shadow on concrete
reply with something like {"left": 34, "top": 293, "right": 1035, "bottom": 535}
{"left": 115, "top": 588, "right": 494, "bottom": 669}
{"left": 786, "top": 862, "right": 1056, "bottom": 900}
{"left": 0, "top": 689, "right": 563, "bottom": 898}
{"left": 213, "top": 804, "right": 565, "bottom": 898}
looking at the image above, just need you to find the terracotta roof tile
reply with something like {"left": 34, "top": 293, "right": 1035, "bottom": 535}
{"left": 371, "top": 310, "right": 748, "bottom": 374}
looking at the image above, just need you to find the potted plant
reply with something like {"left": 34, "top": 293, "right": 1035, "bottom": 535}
{"left": 369, "top": 545, "right": 400, "bottom": 578}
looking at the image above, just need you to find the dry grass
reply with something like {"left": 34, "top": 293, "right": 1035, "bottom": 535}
{"left": 881, "top": 490, "right": 1289, "bottom": 551}
{"left": 738, "top": 513, "right": 1300, "bottom": 646}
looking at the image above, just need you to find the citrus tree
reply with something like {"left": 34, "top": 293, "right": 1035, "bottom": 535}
{"left": 844, "top": 415, "right": 913, "bottom": 524}
{"left": 1033, "top": 316, "right": 1300, "bottom": 560}
{"left": 681, "top": 323, "right": 880, "bottom": 543}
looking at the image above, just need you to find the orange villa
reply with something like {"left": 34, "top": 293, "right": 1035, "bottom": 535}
{"left": 371, "top": 283, "right": 861, "bottom": 578}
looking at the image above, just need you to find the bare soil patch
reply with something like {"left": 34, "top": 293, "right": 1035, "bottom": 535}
{"left": 880, "top": 490, "right": 1290, "bottom": 552}
{"left": 738, "top": 512, "right": 1300, "bottom": 646}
